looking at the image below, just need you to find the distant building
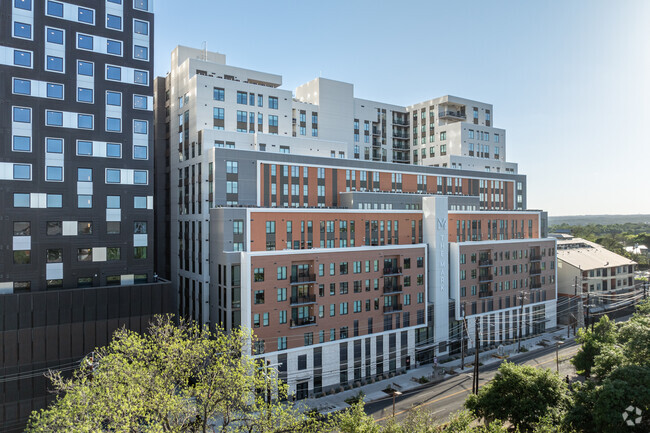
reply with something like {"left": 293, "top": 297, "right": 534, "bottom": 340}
{"left": 625, "top": 244, "right": 648, "bottom": 256}
{"left": 555, "top": 236, "right": 636, "bottom": 301}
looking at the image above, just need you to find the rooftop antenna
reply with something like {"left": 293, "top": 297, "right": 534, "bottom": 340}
{"left": 201, "top": 41, "right": 207, "bottom": 60}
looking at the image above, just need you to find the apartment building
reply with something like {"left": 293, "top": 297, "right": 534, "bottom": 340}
{"left": 0, "top": 2, "right": 175, "bottom": 431}
{"left": 155, "top": 46, "right": 554, "bottom": 397}
{"left": 407, "top": 96, "right": 517, "bottom": 173}
{"left": 555, "top": 236, "right": 636, "bottom": 299}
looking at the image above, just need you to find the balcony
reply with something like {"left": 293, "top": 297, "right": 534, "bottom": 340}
{"left": 479, "top": 259, "right": 493, "bottom": 267}
{"left": 290, "top": 316, "right": 316, "bottom": 327}
{"left": 530, "top": 268, "right": 542, "bottom": 276}
{"left": 383, "top": 285, "right": 403, "bottom": 294}
{"left": 383, "top": 304, "right": 403, "bottom": 313}
{"left": 290, "top": 294, "right": 316, "bottom": 305}
{"left": 372, "top": 128, "right": 381, "bottom": 136}
{"left": 531, "top": 282, "right": 542, "bottom": 289}
{"left": 478, "top": 274, "right": 493, "bottom": 282}
{"left": 479, "top": 290, "right": 493, "bottom": 298}
{"left": 392, "top": 118, "right": 409, "bottom": 126}
{"left": 290, "top": 273, "right": 316, "bottom": 284}
{"left": 392, "top": 131, "right": 409, "bottom": 139}
{"left": 438, "top": 110, "right": 466, "bottom": 120}
{"left": 383, "top": 266, "right": 403, "bottom": 276}
{"left": 530, "top": 255, "right": 542, "bottom": 262}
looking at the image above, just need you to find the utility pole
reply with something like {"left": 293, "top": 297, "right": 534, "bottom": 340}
{"left": 644, "top": 282, "right": 647, "bottom": 300}
{"left": 586, "top": 292, "right": 592, "bottom": 332}
{"left": 473, "top": 320, "right": 480, "bottom": 394}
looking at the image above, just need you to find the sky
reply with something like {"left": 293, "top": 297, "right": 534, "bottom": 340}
{"left": 153, "top": 0, "right": 650, "bottom": 217}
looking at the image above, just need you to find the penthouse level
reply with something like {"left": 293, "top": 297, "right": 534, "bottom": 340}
{"left": 206, "top": 147, "right": 528, "bottom": 211}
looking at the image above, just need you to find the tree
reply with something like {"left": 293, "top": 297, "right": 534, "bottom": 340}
{"left": 464, "top": 361, "right": 571, "bottom": 431}
{"left": 570, "top": 315, "right": 617, "bottom": 376}
{"left": 333, "top": 400, "right": 380, "bottom": 433}
{"left": 26, "top": 316, "right": 328, "bottom": 433}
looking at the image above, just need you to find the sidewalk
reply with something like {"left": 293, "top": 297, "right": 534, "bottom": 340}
{"left": 300, "top": 324, "right": 575, "bottom": 414}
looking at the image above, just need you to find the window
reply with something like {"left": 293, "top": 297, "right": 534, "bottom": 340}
{"left": 46, "top": 138, "right": 63, "bottom": 153}
{"left": 106, "top": 14, "right": 121, "bottom": 30}
{"left": 13, "top": 164, "right": 31, "bottom": 180}
{"left": 133, "top": 196, "right": 147, "bottom": 208}
{"left": 107, "top": 195, "right": 120, "bottom": 209}
{"left": 46, "top": 83, "right": 63, "bottom": 99}
{"left": 13, "top": 107, "right": 31, "bottom": 123}
{"left": 77, "top": 140, "right": 92, "bottom": 155}
{"left": 133, "top": 0, "right": 149, "bottom": 11}
{"left": 134, "top": 20, "right": 149, "bottom": 35}
{"left": 254, "top": 268, "right": 264, "bottom": 282}
{"left": 47, "top": 1, "right": 63, "bottom": 17}
{"left": 268, "top": 115, "right": 278, "bottom": 126}
{"left": 78, "top": 114, "right": 93, "bottom": 129}
{"left": 78, "top": 7, "right": 94, "bottom": 24}
{"left": 13, "top": 78, "right": 30, "bottom": 95}
{"left": 77, "top": 168, "right": 92, "bottom": 182}
{"left": 106, "top": 118, "right": 121, "bottom": 132}
{"left": 134, "top": 45, "right": 148, "bottom": 60}
{"left": 15, "top": 0, "right": 32, "bottom": 10}
{"left": 46, "top": 110, "right": 62, "bottom": 126}
{"left": 269, "top": 96, "right": 278, "bottom": 109}
{"left": 14, "top": 193, "right": 30, "bottom": 207}
{"left": 77, "top": 34, "right": 93, "bottom": 50}
{"left": 46, "top": 166, "right": 63, "bottom": 181}
{"left": 237, "top": 91, "right": 247, "bottom": 104}
{"left": 47, "top": 194, "right": 62, "bottom": 208}
{"left": 254, "top": 290, "right": 265, "bottom": 304}
{"left": 133, "top": 145, "right": 148, "bottom": 159}
{"left": 14, "top": 251, "right": 30, "bottom": 264}
{"left": 133, "top": 170, "right": 147, "bottom": 184}
{"left": 78, "top": 222, "right": 92, "bottom": 235}
{"left": 46, "top": 221, "right": 61, "bottom": 235}
{"left": 106, "top": 65, "right": 121, "bottom": 81}
{"left": 133, "top": 95, "right": 148, "bottom": 109}
{"left": 13, "top": 221, "right": 30, "bottom": 236}
{"left": 78, "top": 195, "right": 92, "bottom": 208}
{"left": 78, "top": 61, "right": 93, "bottom": 76}
{"left": 78, "top": 248, "right": 92, "bottom": 261}
{"left": 107, "top": 40, "right": 122, "bottom": 55}
{"left": 226, "top": 161, "right": 238, "bottom": 173}
{"left": 107, "top": 247, "right": 121, "bottom": 260}
{"left": 134, "top": 70, "right": 148, "bottom": 85}
{"left": 78, "top": 88, "right": 93, "bottom": 103}
{"left": 13, "top": 136, "right": 30, "bottom": 152}
{"left": 14, "top": 50, "right": 31, "bottom": 67}
{"left": 134, "top": 247, "right": 147, "bottom": 259}
{"left": 134, "top": 120, "right": 148, "bottom": 134}
{"left": 106, "top": 91, "right": 122, "bottom": 106}
{"left": 13, "top": 22, "right": 31, "bottom": 39}
{"left": 213, "top": 87, "right": 224, "bottom": 101}
{"left": 106, "top": 169, "right": 121, "bottom": 183}
{"left": 107, "top": 143, "right": 121, "bottom": 158}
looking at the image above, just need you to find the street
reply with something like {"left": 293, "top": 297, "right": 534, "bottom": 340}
{"left": 365, "top": 340, "right": 579, "bottom": 424}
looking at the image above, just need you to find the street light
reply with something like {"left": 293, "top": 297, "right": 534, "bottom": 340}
{"left": 392, "top": 391, "right": 402, "bottom": 418}
{"left": 556, "top": 341, "right": 564, "bottom": 373}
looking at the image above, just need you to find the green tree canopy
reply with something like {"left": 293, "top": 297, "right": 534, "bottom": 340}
{"left": 26, "top": 316, "right": 327, "bottom": 433}
{"left": 464, "top": 361, "right": 571, "bottom": 431}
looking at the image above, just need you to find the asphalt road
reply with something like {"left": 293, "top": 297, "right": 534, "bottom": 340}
{"left": 365, "top": 340, "right": 579, "bottom": 425}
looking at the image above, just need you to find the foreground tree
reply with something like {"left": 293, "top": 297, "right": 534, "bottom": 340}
{"left": 464, "top": 361, "right": 571, "bottom": 431}
{"left": 570, "top": 315, "right": 617, "bottom": 377}
{"left": 26, "top": 315, "right": 327, "bottom": 433}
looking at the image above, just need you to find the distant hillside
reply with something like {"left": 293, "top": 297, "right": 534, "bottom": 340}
{"left": 549, "top": 215, "right": 650, "bottom": 226}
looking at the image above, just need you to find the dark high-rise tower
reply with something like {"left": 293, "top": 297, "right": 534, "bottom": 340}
{"left": 0, "top": 1, "right": 174, "bottom": 431}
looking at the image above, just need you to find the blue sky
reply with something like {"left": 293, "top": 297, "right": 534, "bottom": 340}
{"left": 154, "top": 0, "right": 650, "bottom": 216}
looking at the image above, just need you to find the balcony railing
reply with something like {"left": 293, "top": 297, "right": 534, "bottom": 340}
{"left": 383, "top": 267, "right": 403, "bottom": 275}
{"left": 439, "top": 110, "right": 466, "bottom": 119}
{"left": 479, "top": 259, "right": 493, "bottom": 267}
{"left": 290, "top": 294, "right": 316, "bottom": 305}
{"left": 478, "top": 274, "right": 493, "bottom": 282}
{"left": 530, "top": 255, "right": 542, "bottom": 262}
{"left": 530, "top": 268, "right": 542, "bottom": 276}
{"left": 290, "top": 273, "right": 316, "bottom": 284}
{"left": 392, "top": 119, "right": 409, "bottom": 126}
{"left": 383, "top": 304, "right": 403, "bottom": 313}
{"left": 479, "top": 290, "right": 493, "bottom": 298}
{"left": 290, "top": 316, "right": 316, "bottom": 327}
{"left": 383, "top": 285, "right": 403, "bottom": 294}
